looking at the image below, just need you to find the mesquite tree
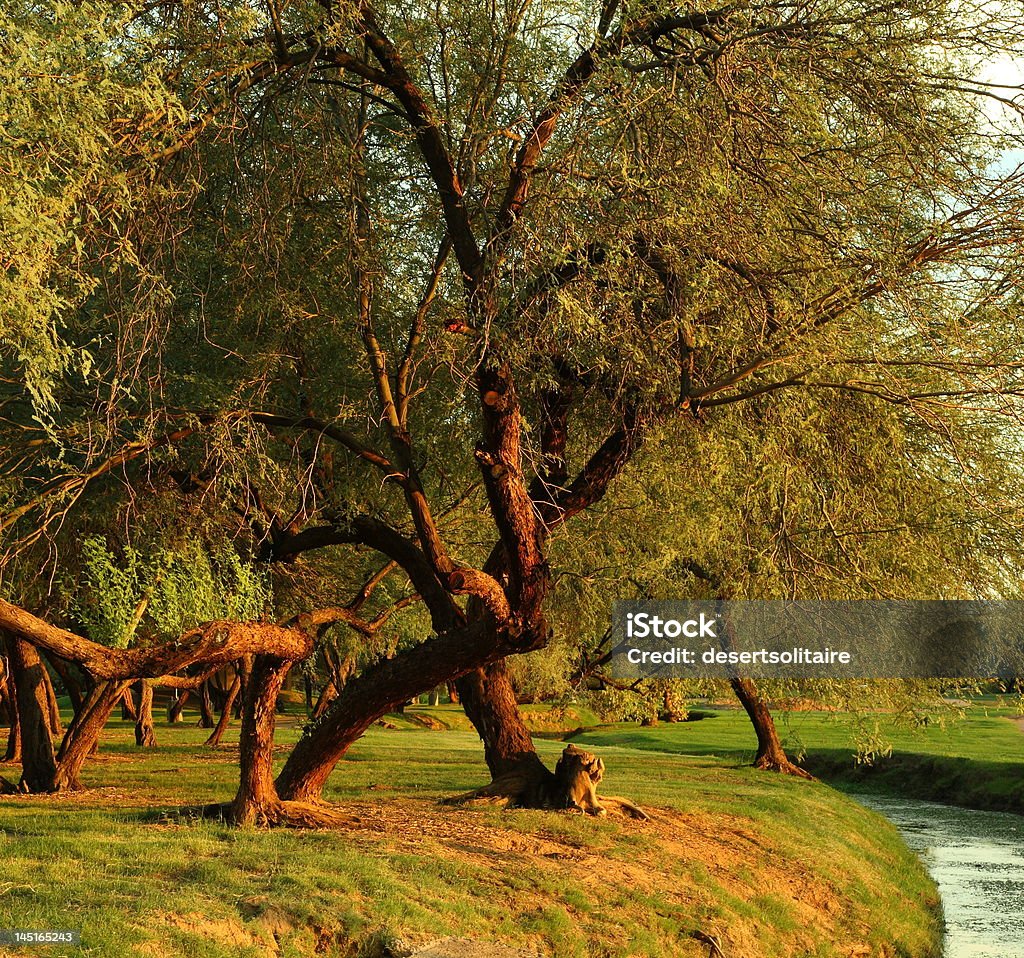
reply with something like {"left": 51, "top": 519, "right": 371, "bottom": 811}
{"left": 2, "top": 0, "right": 1024, "bottom": 814}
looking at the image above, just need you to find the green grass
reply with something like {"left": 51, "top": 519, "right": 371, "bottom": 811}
{"left": 0, "top": 708, "right": 942, "bottom": 958}
{"left": 571, "top": 700, "right": 1024, "bottom": 813}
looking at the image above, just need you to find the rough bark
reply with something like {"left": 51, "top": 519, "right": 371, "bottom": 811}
{"left": 455, "top": 660, "right": 547, "bottom": 782}
{"left": 0, "top": 600, "right": 311, "bottom": 680}
{"left": 218, "top": 656, "right": 346, "bottom": 827}
{"left": 167, "top": 688, "right": 188, "bottom": 724}
{"left": 135, "top": 681, "right": 157, "bottom": 747}
{"left": 1, "top": 661, "right": 20, "bottom": 763}
{"left": 197, "top": 680, "right": 216, "bottom": 728}
{"left": 51, "top": 681, "right": 128, "bottom": 791}
{"left": 206, "top": 674, "right": 240, "bottom": 747}
{"left": 6, "top": 636, "right": 57, "bottom": 792}
{"left": 730, "top": 676, "right": 813, "bottom": 779}
{"left": 230, "top": 655, "right": 291, "bottom": 825}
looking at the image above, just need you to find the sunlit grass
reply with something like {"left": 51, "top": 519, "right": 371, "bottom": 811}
{"left": 0, "top": 706, "right": 946, "bottom": 958}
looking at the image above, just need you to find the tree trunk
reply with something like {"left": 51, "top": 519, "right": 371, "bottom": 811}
{"left": 197, "top": 680, "right": 216, "bottom": 728}
{"left": 206, "top": 674, "right": 240, "bottom": 747}
{"left": 135, "top": 681, "right": 157, "bottom": 747}
{"left": 230, "top": 655, "right": 291, "bottom": 825}
{"left": 6, "top": 636, "right": 57, "bottom": 792}
{"left": 51, "top": 681, "right": 128, "bottom": 791}
{"left": 41, "top": 662, "right": 63, "bottom": 737}
{"left": 453, "top": 661, "right": 556, "bottom": 805}
{"left": 167, "top": 683, "right": 190, "bottom": 720}
{"left": 44, "top": 652, "right": 83, "bottom": 714}
{"left": 275, "top": 614, "right": 545, "bottom": 803}
{"left": 120, "top": 685, "right": 138, "bottom": 721}
{"left": 455, "top": 661, "right": 544, "bottom": 779}
{"left": 1, "top": 665, "right": 21, "bottom": 763}
{"left": 730, "top": 676, "right": 812, "bottom": 779}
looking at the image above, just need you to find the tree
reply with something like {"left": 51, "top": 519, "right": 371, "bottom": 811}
{"left": 1, "top": 0, "right": 1024, "bottom": 816}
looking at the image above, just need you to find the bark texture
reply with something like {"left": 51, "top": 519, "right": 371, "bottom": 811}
{"left": 52, "top": 681, "right": 128, "bottom": 790}
{"left": 7, "top": 636, "right": 57, "bottom": 792}
{"left": 455, "top": 661, "right": 545, "bottom": 780}
{"left": 135, "top": 681, "right": 157, "bottom": 747}
{"left": 730, "top": 676, "right": 813, "bottom": 779}
{"left": 206, "top": 674, "right": 240, "bottom": 747}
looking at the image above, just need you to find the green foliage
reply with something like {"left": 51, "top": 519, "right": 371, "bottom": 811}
{"left": 1, "top": 0, "right": 1023, "bottom": 724}
{"left": 0, "top": 2, "right": 183, "bottom": 413}
{"left": 68, "top": 536, "right": 270, "bottom": 647}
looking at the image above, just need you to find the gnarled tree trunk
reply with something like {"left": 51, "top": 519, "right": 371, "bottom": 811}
{"left": 230, "top": 655, "right": 291, "bottom": 825}
{"left": 135, "top": 680, "right": 157, "bottom": 747}
{"left": 275, "top": 616, "right": 527, "bottom": 803}
{"left": 6, "top": 635, "right": 57, "bottom": 792}
{"left": 730, "top": 676, "right": 812, "bottom": 779}
{"left": 455, "top": 660, "right": 551, "bottom": 803}
{"left": 220, "top": 655, "right": 345, "bottom": 828}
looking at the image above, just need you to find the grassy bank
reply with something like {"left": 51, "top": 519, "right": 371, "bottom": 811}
{"left": 571, "top": 702, "right": 1024, "bottom": 814}
{"left": 0, "top": 714, "right": 940, "bottom": 958}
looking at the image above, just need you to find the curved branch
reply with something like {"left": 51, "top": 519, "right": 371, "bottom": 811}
{"left": 0, "top": 599, "right": 312, "bottom": 681}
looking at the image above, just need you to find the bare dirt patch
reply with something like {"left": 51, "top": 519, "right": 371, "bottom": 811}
{"left": 317, "top": 797, "right": 842, "bottom": 958}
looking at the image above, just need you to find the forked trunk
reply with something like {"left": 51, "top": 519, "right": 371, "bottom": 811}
{"left": 206, "top": 674, "right": 240, "bottom": 747}
{"left": 51, "top": 681, "right": 128, "bottom": 791}
{"left": 730, "top": 676, "right": 813, "bottom": 779}
{"left": 275, "top": 618, "right": 528, "bottom": 803}
{"left": 135, "top": 681, "right": 157, "bottom": 747}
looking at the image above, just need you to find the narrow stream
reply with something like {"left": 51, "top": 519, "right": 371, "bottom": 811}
{"left": 855, "top": 794, "right": 1024, "bottom": 957}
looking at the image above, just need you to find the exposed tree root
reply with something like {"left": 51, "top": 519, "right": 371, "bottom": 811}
{"left": 754, "top": 755, "right": 816, "bottom": 780}
{"left": 166, "top": 799, "right": 351, "bottom": 828}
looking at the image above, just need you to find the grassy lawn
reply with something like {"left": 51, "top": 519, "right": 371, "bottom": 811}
{"left": 571, "top": 698, "right": 1024, "bottom": 813}
{"left": 0, "top": 708, "right": 942, "bottom": 958}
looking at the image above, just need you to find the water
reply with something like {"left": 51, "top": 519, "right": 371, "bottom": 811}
{"left": 856, "top": 794, "right": 1024, "bottom": 958}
